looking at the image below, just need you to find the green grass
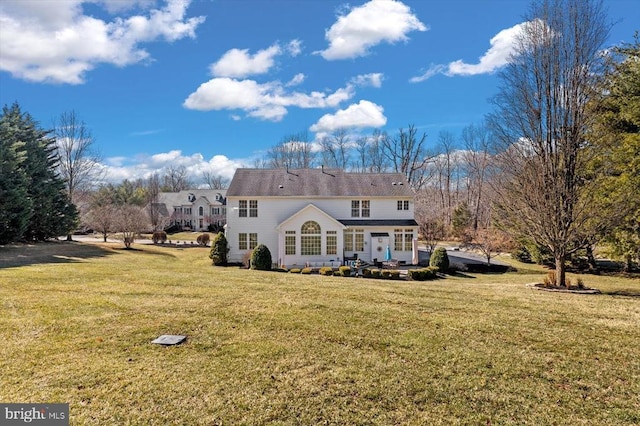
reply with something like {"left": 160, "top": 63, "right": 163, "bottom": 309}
{"left": 1, "top": 242, "right": 639, "bottom": 425}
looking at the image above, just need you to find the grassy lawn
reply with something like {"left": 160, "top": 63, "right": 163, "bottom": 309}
{"left": 1, "top": 242, "right": 639, "bottom": 425}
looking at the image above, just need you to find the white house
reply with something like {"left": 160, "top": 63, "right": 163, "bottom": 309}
{"left": 156, "top": 190, "right": 227, "bottom": 232}
{"left": 225, "top": 168, "right": 418, "bottom": 267}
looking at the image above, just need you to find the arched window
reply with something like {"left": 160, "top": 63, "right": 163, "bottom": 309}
{"left": 301, "top": 221, "right": 321, "bottom": 255}
{"left": 199, "top": 206, "right": 204, "bottom": 216}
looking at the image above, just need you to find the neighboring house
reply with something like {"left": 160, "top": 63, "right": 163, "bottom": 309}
{"left": 155, "top": 190, "right": 227, "bottom": 232}
{"left": 225, "top": 168, "right": 418, "bottom": 267}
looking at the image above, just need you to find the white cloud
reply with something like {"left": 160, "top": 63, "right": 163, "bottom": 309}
{"left": 0, "top": 0, "right": 205, "bottom": 84}
{"left": 287, "top": 39, "right": 303, "bottom": 56}
{"left": 100, "top": 151, "right": 248, "bottom": 183}
{"left": 209, "top": 39, "right": 303, "bottom": 79}
{"left": 351, "top": 73, "right": 384, "bottom": 88}
{"left": 286, "top": 73, "right": 306, "bottom": 87}
{"left": 183, "top": 77, "right": 355, "bottom": 121}
{"left": 318, "top": 0, "right": 427, "bottom": 60}
{"left": 210, "top": 44, "right": 281, "bottom": 78}
{"left": 409, "top": 64, "right": 447, "bottom": 83}
{"left": 310, "top": 100, "right": 387, "bottom": 132}
{"left": 446, "top": 21, "right": 530, "bottom": 76}
{"left": 410, "top": 21, "right": 535, "bottom": 82}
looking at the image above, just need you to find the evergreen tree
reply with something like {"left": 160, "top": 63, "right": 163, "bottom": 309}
{"left": 209, "top": 232, "right": 229, "bottom": 266}
{"left": 0, "top": 104, "right": 31, "bottom": 243}
{"left": 590, "top": 35, "right": 640, "bottom": 270}
{"left": 0, "top": 103, "right": 77, "bottom": 242}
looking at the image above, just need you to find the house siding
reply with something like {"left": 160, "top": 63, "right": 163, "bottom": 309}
{"left": 225, "top": 169, "right": 418, "bottom": 267}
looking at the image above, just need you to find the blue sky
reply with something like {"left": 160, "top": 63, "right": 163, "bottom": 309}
{"left": 1, "top": 0, "right": 638, "bottom": 184}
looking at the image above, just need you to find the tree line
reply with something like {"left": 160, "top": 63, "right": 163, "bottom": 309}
{"left": 1, "top": 0, "right": 637, "bottom": 285}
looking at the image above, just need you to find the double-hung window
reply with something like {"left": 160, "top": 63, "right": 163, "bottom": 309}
{"left": 249, "top": 200, "right": 258, "bottom": 217}
{"left": 344, "top": 228, "right": 364, "bottom": 252}
{"left": 238, "top": 200, "right": 247, "bottom": 217}
{"left": 351, "top": 200, "right": 370, "bottom": 217}
{"left": 285, "top": 231, "right": 296, "bottom": 255}
{"left": 326, "top": 231, "right": 337, "bottom": 255}
{"left": 397, "top": 200, "right": 410, "bottom": 210}
{"left": 394, "top": 229, "right": 414, "bottom": 251}
{"left": 239, "top": 200, "right": 258, "bottom": 217}
{"left": 239, "top": 233, "right": 258, "bottom": 251}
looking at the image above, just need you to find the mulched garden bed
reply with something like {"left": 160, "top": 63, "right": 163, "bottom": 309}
{"left": 526, "top": 283, "right": 601, "bottom": 294}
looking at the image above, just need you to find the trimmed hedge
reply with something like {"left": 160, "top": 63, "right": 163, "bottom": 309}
{"left": 338, "top": 266, "right": 352, "bottom": 277}
{"left": 408, "top": 267, "right": 439, "bottom": 281}
{"left": 319, "top": 267, "right": 334, "bottom": 276}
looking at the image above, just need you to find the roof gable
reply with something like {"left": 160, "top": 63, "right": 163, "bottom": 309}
{"left": 276, "top": 204, "right": 346, "bottom": 230}
{"left": 227, "top": 168, "right": 414, "bottom": 198}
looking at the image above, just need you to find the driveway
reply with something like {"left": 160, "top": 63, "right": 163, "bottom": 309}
{"left": 418, "top": 246, "right": 508, "bottom": 267}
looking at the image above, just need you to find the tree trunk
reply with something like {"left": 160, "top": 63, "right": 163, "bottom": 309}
{"left": 66, "top": 234, "right": 73, "bottom": 241}
{"left": 555, "top": 254, "right": 568, "bottom": 288}
{"left": 586, "top": 245, "right": 598, "bottom": 272}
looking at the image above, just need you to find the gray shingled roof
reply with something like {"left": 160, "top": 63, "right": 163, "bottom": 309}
{"left": 157, "top": 190, "right": 227, "bottom": 207}
{"left": 227, "top": 168, "right": 414, "bottom": 197}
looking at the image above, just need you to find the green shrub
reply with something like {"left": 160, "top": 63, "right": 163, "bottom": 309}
{"left": 209, "top": 232, "right": 229, "bottom": 266}
{"left": 362, "top": 268, "right": 372, "bottom": 278}
{"left": 408, "top": 267, "right": 438, "bottom": 281}
{"left": 289, "top": 268, "right": 301, "bottom": 274}
{"left": 250, "top": 244, "right": 272, "bottom": 270}
{"left": 301, "top": 267, "right": 312, "bottom": 274}
{"left": 380, "top": 270, "right": 391, "bottom": 279}
{"left": 429, "top": 247, "right": 450, "bottom": 272}
{"left": 389, "top": 270, "right": 401, "bottom": 280}
{"left": 319, "top": 267, "right": 334, "bottom": 276}
{"left": 338, "top": 266, "right": 352, "bottom": 277}
{"left": 371, "top": 269, "right": 381, "bottom": 278}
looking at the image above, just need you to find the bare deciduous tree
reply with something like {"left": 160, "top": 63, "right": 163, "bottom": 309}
{"left": 161, "top": 165, "right": 191, "bottom": 192}
{"left": 53, "top": 110, "right": 103, "bottom": 240}
{"left": 383, "top": 124, "right": 434, "bottom": 190}
{"left": 266, "top": 131, "right": 316, "bottom": 169}
{"left": 319, "top": 129, "right": 351, "bottom": 169}
{"left": 202, "top": 171, "right": 229, "bottom": 189}
{"left": 145, "top": 173, "right": 164, "bottom": 231}
{"left": 85, "top": 203, "right": 116, "bottom": 242}
{"left": 462, "top": 123, "right": 494, "bottom": 230}
{"left": 116, "top": 204, "right": 150, "bottom": 249}
{"left": 488, "top": 0, "right": 610, "bottom": 287}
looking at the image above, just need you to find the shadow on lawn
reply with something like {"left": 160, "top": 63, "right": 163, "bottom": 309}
{"left": 0, "top": 241, "right": 116, "bottom": 269}
{"left": 600, "top": 289, "right": 640, "bottom": 299}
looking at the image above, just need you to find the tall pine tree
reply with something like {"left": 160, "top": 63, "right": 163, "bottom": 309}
{"left": 0, "top": 103, "right": 77, "bottom": 242}
{"left": 0, "top": 104, "right": 31, "bottom": 243}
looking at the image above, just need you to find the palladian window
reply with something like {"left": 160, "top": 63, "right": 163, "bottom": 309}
{"left": 301, "top": 221, "right": 321, "bottom": 256}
